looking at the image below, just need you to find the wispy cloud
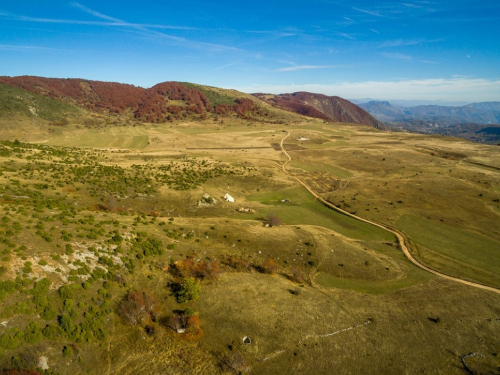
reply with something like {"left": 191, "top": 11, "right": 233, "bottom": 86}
{"left": 402, "top": 3, "right": 423, "bottom": 8}
{"left": 235, "top": 78, "right": 500, "bottom": 102}
{"left": 275, "top": 65, "right": 347, "bottom": 72}
{"left": 380, "top": 52, "right": 413, "bottom": 60}
{"left": 213, "top": 62, "right": 238, "bottom": 71}
{"left": 337, "top": 32, "right": 356, "bottom": 40}
{"left": 71, "top": 2, "right": 120, "bottom": 23}
{"left": 0, "top": 4, "right": 238, "bottom": 52}
{"left": 378, "top": 39, "right": 424, "bottom": 48}
{"left": 0, "top": 44, "right": 59, "bottom": 51}
{"left": 352, "top": 7, "right": 386, "bottom": 17}
{"left": 0, "top": 12, "right": 196, "bottom": 30}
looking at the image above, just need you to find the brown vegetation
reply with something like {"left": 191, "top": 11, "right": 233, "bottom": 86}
{"left": 262, "top": 258, "right": 278, "bottom": 274}
{"left": 174, "top": 258, "right": 221, "bottom": 280}
{"left": 253, "top": 91, "right": 385, "bottom": 128}
{"left": 0, "top": 76, "right": 267, "bottom": 123}
{"left": 117, "top": 290, "right": 157, "bottom": 326}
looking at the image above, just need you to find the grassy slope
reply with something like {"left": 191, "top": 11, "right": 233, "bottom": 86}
{"left": 0, "top": 82, "right": 82, "bottom": 122}
{"left": 398, "top": 214, "right": 500, "bottom": 287}
{"left": 0, "top": 98, "right": 499, "bottom": 374}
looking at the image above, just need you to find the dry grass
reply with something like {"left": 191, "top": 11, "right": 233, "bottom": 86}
{"left": 1, "top": 117, "right": 499, "bottom": 374}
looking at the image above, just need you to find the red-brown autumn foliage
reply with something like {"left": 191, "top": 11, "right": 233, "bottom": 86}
{"left": 253, "top": 91, "right": 385, "bottom": 128}
{"left": 174, "top": 258, "right": 221, "bottom": 280}
{"left": 262, "top": 258, "right": 278, "bottom": 274}
{"left": 222, "top": 256, "right": 251, "bottom": 272}
{"left": 184, "top": 315, "right": 203, "bottom": 340}
{"left": 167, "top": 313, "right": 203, "bottom": 340}
{"left": 117, "top": 289, "right": 157, "bottom": 325}
{"left": 0, "top": 76, "right": 269, "bottom": 123}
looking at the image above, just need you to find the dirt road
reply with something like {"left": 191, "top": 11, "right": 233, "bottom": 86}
{"left": 280, "top": 131, "right": 500, "bottom": 295}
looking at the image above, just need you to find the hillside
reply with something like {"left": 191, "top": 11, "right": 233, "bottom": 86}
{"left": 1, "top": 77, "right": 500, "bottom": 375}
{"left": 253, "top": 92, "right": 386, "bottom": 129}
{"left": 0, "top": 77, "right": 389, "bottom": 130}
{"left": 0, "top": 76, "right": 284, "bottom": 125}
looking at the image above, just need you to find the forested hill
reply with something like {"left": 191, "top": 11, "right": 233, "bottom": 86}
{"left": 0, "top": 76, "right": 385, "bottom": 129}
{"left": 0, "top": 76, "right": 269, "bottom": 123}
{"left": 253, "top": 92, "right": 386, "bottom": 129}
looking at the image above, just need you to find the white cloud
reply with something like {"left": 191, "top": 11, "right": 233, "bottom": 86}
{"left": 352, "top": 7, "right": 385, "bottom": 17}
{"left": 402, "top": 3, "right": 423, "bottom": 8}
{"left": 337, "top": 32, "right": 356, "bottom": 40}
{"left": 235, "top": 78, "right": 500, "bottom": 102}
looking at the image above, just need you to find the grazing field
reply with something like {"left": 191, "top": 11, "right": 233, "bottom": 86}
{"left": 397, "top": 214, "right": 500, "bottom": 288}
{"left": 244, "top": 186, "right": 395, "bottom": 242}
{"left": 45, "top": 126, "right": 150, "bottom": 149}
{"left": 0, "top": 114, "right": 499, "bottom": 375}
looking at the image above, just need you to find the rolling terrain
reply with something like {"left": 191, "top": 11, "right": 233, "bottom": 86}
{"left": 0, "top": 78, "right": 499, "bottom": 375}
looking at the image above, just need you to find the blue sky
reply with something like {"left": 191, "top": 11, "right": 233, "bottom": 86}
{"left": 1, "top": 0, "right": 499, "bottom": 102}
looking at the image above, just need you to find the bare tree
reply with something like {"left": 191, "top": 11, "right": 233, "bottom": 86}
{"left": 266, "top": 212, "right": 282, "bottom": 227}
{"left": 168, "top": 312, "right": 187, "bottom": 333}
{"left": 117, "top": 290, "right": 156, "bottom": 326}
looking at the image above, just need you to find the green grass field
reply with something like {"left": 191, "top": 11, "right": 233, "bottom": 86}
{"left": 244, "top": 187, "right": 395, "bottom": 242}
{"left": 397, "top": 214, "right": 500, "bottom": 287}
{"left": 46, "top": 126, "right": 149, "bottom": 149}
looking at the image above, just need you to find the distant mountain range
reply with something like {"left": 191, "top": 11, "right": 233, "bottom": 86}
{"left": 358, "top": 100, "right": 500, "bottom": 144}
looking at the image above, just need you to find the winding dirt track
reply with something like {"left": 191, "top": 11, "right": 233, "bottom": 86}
{"left": 280, "top": 131, "right": 500, "bottom": 295}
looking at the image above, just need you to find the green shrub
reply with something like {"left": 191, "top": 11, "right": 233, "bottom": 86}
{"left": 31, "top": 277, "right": 50, "bottom": 295}
{"left": 65, "top": 244, "right": 74, "bottom": 255}
{"left": 176, "top": 277, "right": 201, "bottom": 303}
{"left": 41, "top": 305, "right": 56, "bottom": 320}
{"left": 0, "top": 328, "right": 22, "bottom": 349}
{"left": 59, "top": 313, "right": 72, "bottom": 333}
{"left": 62, "top": 345, "right": 74, "bottom": 357}
{"left": 58, "top": 283, "right": 78, "bottom": 299}
{"left": 24, "top": 321, "right": 43, "bottom": 343}
{"left": 42, "top": 324, "right": 62, "bottom": 339}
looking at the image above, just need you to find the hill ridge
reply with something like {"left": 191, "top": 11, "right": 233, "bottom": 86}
{"left": 253, "top": 91, "right": 386, "bottom": 129}
{"left": 0, "top": 76, "right": 383, "bottom": 129}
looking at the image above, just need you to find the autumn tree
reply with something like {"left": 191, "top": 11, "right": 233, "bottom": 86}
{"left": 117, "top": 290, "right": 156, "bottom": 325}
{"left": 262, "top": 258, "right": 278, "bottom": 275}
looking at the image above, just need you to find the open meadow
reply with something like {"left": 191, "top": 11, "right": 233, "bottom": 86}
{"left": 0, "top": 114, "right": 499, "bottom": 374}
